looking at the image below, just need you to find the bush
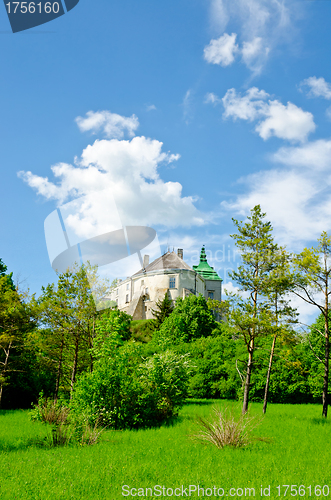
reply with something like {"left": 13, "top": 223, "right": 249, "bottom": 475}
{"left": 130, "top": 319, "right": 156, "bottom": 343}
{"left": 154, "top": 295, "right": 217, "bottom": 347}
{"left": 31, "top": 395, "right": 104, "bottom": 447}
{"left": 70, "top": 344, "right": 191, "bottom": 429}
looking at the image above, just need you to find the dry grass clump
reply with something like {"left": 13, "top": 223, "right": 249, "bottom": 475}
{"left": 31, "top": 397, "right": 104, "bottom": 447}
{"left": 80, "top": 418, "right": 105, "bottom": 446}
{"left": 193, "top": 406, "right": 268, "bottom": 449}
{"left": 37, "top": 399, "right": 70, "bottom": 426}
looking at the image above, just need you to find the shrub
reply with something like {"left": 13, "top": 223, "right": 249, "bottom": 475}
{"left": 193, "top": 406, "right": 267, "bottom": 449}
{"left": 154, "top": 294, "right": 217, "bottom": 347}
{"left": 31, "top": 395, "right": 104, "bottom": 447}
{"left": 70, "top": 344, "right": 191, "bottom": 429}
{"left": 130, "top": 319, "right": 156, "bottom": 343}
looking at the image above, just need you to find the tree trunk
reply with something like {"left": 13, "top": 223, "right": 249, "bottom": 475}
{"left": 322, "top": 315, "right": 329, "bottom": 418}
{"left": 70, "top": 337, "right": 79, "bottom": 399}
{"left": 0, "top": 342, "right": 12, "bottom": 408}
{"left": 242, "top": 339, "right": 254, "bottom": 415}
{"left": 54, "top": 335, "right": 65, "bottom": 402}
{"left": 263, "top": 333, "right": 277, "bottom": 415}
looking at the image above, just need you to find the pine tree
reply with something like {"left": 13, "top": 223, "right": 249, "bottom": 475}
{"left": 151, "top": 292, "right": 174, "bottom": 328}
{"left": 229, "top": 205, "right": 280, "bottom": 414}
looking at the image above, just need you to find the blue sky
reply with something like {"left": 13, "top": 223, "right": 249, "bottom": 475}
{"left": 1, "top": 0, "right": 331, "bottom": 322}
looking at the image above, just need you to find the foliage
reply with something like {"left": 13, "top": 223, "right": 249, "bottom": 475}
{"left": 292, "top": 231, "right": 331, "bottom": 417}
{"left": 151, "top": 292, "right": 174, "bottom": 328}
{"left": 70, "top": 343, "right": 191, "bottom": 429}
{"left": 228, "top": 205, "right": 284, "bottom": 414}
{"left": 207, "top": 298, "right": 230, "bottom": 321}
{"left": 31, "top": 393, "right": 104, "bottom": 447}
{"left": 154, "top": 294, "right": 217, "bottom": 347}
{"left": 92, "top": 308, "right": 131, "bottom": 360}
{"left": 193, "top": 406, "right": 267, "bottom": 449}
{"left": 130, "top": 319, "right": 156, "bottom": 343}
{"left": 178, "top": 327, "right": 241, "bottom": 399}
{"left": 0, "top": 270, "right": 36, "bottom": 406}
{"left": 34, "top": 264, "right": 109, "bottom": 398}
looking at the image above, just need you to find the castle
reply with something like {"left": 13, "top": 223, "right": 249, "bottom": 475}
{"left": 107, "top": 246, "right": 222, "bottom": 320}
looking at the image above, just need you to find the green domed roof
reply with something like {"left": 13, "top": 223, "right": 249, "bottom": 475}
{"left": 193, "top": 246, "right": 222, "bottom": 281}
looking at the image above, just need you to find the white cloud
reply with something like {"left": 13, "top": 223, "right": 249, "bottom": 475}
{"left": 146, "top": 104, "right": 157, "bottom": 112}
{"left": 183, "top": 89, "right": 194, "bottom": 124}
{"left": 300, "top": 76, "right": 331, "bottom": 100}
{"left": 221, "top": 165, "right": 331, "bottom": 248}
{"left": 19, "top": 113, "right": 205, "bottom": 240}
{"left": 204, "top": 92, "right": 222, "bottom": 105}
{"left": 207, "top": 0, "right": 294, "bottom": 73}
{"left": 222, "top": 87, "right": 269, "bottom": 121}
{"left": 203, "top": 33, "right": 239, "bottom": 66}
{"left": 241, "top": 37, "right": 270, "bottom": 73}
{"left": 272, "top": 139, "right": 331, "bottom": 170}
{"left": 75, "top": 110, "right": 139, "bottom": 139}
{"left": 221, "top": 87, "right": 315, "bottom": 142}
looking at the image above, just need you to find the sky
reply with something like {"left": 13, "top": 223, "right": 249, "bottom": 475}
{"left": 1, "top": 0, "right": 331, "bottom": 323}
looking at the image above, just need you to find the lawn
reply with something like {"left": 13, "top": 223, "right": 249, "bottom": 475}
{"left": 0, "top": 401, "right": 330, "bottom": 499}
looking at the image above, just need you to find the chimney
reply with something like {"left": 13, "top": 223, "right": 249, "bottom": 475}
{"left": 177, "top": 249, "right": 183, "bottom": 260}
{"left": 143, "top": 254, "right": 149, "bottom": 268}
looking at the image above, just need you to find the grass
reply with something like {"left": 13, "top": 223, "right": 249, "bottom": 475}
{"left": 0, "top": 402, "right": 330, "bottom": 499}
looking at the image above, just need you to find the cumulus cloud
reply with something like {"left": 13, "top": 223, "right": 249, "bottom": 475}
{"left": 206, "top": 0, "right": 294, "bottom": 73}
{"left": 221, "top": 167, "right": 331, "bottom": 247}
{"left": 75, "top": 110, "right": 139, "bottom": 139}
{"left": 203, "top": 33, "right": 239, "bottom": 66}
{"left": 221, "top": 87, "right": 315, "bottom": 142}
{"left": 300, "top": 76, "right": 331, "bottom": 100}
{"left": 19, "top": 113, "right": 205, "bottom": 240}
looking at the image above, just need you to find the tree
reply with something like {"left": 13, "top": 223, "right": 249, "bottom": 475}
{"left": 262, "top": 248, "right": 297, "bottom": 414}
{"left": 0, "top": 258, "right": 14, "bottom": 290}
{"left": 151, "top": 292, "right": 174, "bottom": 328}
{"left": 0, "top": 273, "right": 34, "bottom": 406}
{"left": 35, "top": 264, "right": 109, "bottom": 399}
{"left": 228, "top": 205, "right": 280, "bottom": 414}
{"left": 292, "top": 232, "right": 331, "bottom": 417}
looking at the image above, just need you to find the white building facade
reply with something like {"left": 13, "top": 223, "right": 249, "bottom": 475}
{"left": 107, "top": 248, "right": 222, "bottom": 320}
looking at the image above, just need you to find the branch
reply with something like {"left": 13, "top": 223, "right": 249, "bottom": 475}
{"left": 307, "top": 334, "right": 323, "bottom": 364}
{"left": 292, "top": 289, "right": 324, "bottom": 314}
{"left": 236, "top": 359, "right": 245, "bottom": 384}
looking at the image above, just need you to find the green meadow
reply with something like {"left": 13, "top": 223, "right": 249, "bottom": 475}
{"left": 0, "top": 401, "right": 330, "bottom": 500}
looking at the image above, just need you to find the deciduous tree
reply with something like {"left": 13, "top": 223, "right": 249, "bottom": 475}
{"left": 292, "top": 232, "right": 331, "bottom": 417}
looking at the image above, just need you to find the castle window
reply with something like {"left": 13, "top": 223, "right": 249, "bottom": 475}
{"left": 126, "top": 283, "right": 129, "bottom": 290}
{"left": 208, "top": 291, "right": 214, "bottom": 300}
{"left": 116, "top": 288, "right": 118, "bottom": 296}
{"left": 126, "top": 294, "right": 129, "bottom": 303}
{"left": 141, "top": 279, "right": 144, "bottom": 286}
{"left": 145, "top": 287, "right": 149, "bottom": 295}
{"left": 169, "top": 277, "right": 176, "bottom": 289}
